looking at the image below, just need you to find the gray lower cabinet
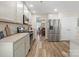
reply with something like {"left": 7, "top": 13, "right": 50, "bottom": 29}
{"left": 25, "top": 34, "right": 30, "bottom": 55}
{"left": 0, "top": 33, "right": 30, "bottom": 57}
{"left": 13, "top": 37, "right": 26, "bottom": 57}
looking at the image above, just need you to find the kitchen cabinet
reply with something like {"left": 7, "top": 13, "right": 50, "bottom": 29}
{"left": 16, "top": 2, "right": 23, "bottom": 24}
{"left": 13, "top": 37, "right": 25, "bottom": 57}
{"left": 23, "top": 4, "right": 32, "bottom": 25}
{"left": 0, "top": 2, "right": 32, "bottom": 24}
{"left": 25, "top": 34, "right": 30, "bottom": 55}
{"left": 0, "top": 1, "right": 24, "bottom": 24}
{"left": 24, "top": 4, "right": 29, "bottom": 19}
{"left": 0, "top": 33, "right": 30, "bottom": 57}
{"left": 0, "top": 2, "right": 17, "bottom": 22}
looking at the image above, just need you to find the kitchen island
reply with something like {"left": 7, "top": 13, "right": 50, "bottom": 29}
{"left": 0, "top": 33, "right": 30, "bottom": 57}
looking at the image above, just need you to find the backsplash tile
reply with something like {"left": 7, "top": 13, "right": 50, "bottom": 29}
{"left": 0, "top": 22, "right": 28, "bottom": 36}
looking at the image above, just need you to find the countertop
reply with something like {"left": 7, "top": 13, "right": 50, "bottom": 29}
{"left": 0, "top": 33, "right": 29, "bottom": 43}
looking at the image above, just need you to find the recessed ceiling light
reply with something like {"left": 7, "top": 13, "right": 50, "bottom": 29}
{"left": 30, "top": 4, "right": 34, "bottom": 7}
{"left": 17, "top": 3, "right": 23, "bottom": 8}
{"left": 25, "top": 10, "right": 29, "bottom": 13}
{"left": 32, "top": 11, "right": 36, "bottom": 13}
{"left": 54, "top": 8, "right": 58, "bottom": 12}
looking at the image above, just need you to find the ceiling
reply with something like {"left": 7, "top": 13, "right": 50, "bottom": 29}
{"left": 25, "top": 1, "right": 79, "bottom": 15}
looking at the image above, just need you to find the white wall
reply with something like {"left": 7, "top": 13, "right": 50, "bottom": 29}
{"left": 59, "top": 15, "right": 77, "bottom": 41}
{"left": 31, "top": 15, "right": 37, "bottom": 39}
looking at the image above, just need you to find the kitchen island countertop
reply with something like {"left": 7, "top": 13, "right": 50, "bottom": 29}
{"left": 0, "top": 33, "right": 29, "bottom": 42}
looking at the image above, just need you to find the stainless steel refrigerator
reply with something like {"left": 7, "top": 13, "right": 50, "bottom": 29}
{"left": 47, "top": 19, "right": 60, "bottom": 42}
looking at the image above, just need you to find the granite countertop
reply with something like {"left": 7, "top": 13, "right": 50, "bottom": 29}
{"left": 0, "top": 33, "right": 29, "bottom": 43}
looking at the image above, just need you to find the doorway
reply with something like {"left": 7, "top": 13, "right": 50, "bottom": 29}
{"left": 36, "top": 16, "right": 45, "bottom": 41}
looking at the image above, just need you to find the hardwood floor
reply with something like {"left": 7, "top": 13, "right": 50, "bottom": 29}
{"left": 27, "top": 36, "right": 70, "bottom": 57}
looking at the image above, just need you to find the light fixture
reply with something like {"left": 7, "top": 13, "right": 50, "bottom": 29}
{"left": 54, "top": 8, "right": 58, "bottom": 12}
{"left": 29, "top": 4, "right": 34, "bottom": 7}
{"left": 25, "top": 10, "right": 29, "bottom": 13}
{"left": 32, "top": 11, "right": 36, "bottom": 13}
{"left": 17, "top": 2, "right": 23, "bottom": 8}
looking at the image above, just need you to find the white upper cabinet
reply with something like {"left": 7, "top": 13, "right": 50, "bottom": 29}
{"left": 16, "top": 2, "right": 23, "bottom": 24}
{"left": 0, "top": 1, "right": 24, "bottom": 24}
{"left": 24, "top": 4, "right": 32, "bottom": 25}
{"left": 24, "top": 4, "right": 29, "bottom": 19}
{"left": 0, "top": 1, "right": 17, "bottom": 22}
{"left": 0, "top": 1, "right": 32, "bottom": 24}
{"left": 24, "top": 4, "right": 32, "bottom": 20}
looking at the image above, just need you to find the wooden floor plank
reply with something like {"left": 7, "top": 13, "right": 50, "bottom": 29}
{"left": 27, "top": 36, "right": 70, "bottom": 57}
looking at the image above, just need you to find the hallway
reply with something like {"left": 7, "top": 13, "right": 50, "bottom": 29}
{"left": 27, "top": 36, "right": 70, "bottom": 57}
